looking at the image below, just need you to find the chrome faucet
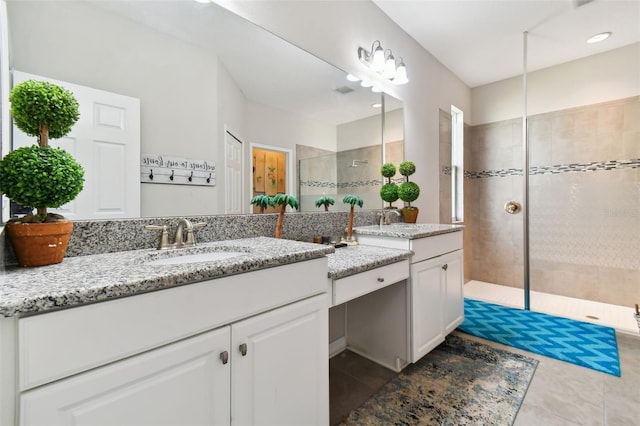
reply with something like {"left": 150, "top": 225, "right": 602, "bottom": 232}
{"left": 144, "top": 218, "right": 207, "bottom": 250}
{"left": 174, "top": 218, "right": 194, "bottom": 248}
{"left": 174, "top": 218, "right": 207, "bottom": 248}
{"left": 379, "top": 210, "right": 401, "bottom": 226}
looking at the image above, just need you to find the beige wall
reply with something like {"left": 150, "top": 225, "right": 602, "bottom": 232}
{"left": 471, "top": 43, "right": 640, "bottom": 126}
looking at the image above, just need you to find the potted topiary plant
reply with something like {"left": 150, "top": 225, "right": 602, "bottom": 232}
{"left": 398, "top": 160, "right": 420, "bottom": 223}
{"left": 0, "top": 79, "right": 84, "bottom": 267}
{"left": 342, "top": 194, "right": 363, "bottom": 242}
{"left": 250, "top": 194, "right": 274, "bottom": 213}
{"left": 314, "top": 194, "right": 335, "bottom": 211}
{"left": 380, "top": 162, "right": 399, "bottom": 208}
{"left": 273, "top": 193, "right": 299, "bottom": 239}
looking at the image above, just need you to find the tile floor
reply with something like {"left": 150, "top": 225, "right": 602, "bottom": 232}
{"left": 330, "top": 331, "right": 640, "bottom": 426}
{"left": 329, "top": 350, "right": 396, "bottom": 426}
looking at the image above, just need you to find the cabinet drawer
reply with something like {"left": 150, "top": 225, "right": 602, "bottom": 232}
{"left": 18, "top": 257, "right": 328, "bottom": 391}
{"left": 333, "top": 260, "right": 409, "bottom": 306}
{"left": 410, "top": 232, "right": 462, "bottom": 263}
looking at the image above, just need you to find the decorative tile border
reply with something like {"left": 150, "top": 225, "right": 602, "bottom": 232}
{"left": 300, "top": 177, "right": 403, "bottom": 189}
{"left": 465, "top": 158, "right": 640, "bottom": 179}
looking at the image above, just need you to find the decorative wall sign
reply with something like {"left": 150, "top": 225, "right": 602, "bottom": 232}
{"left": 140, "top": 153, "right": 216, "bottom": 186}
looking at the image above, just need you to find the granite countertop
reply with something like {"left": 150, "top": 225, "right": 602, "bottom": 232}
{"left": 327, "top": 244, "right": 412, "bottom": 280}
{"left": 0, "top": 237, "right": 334, "bottom": 318}
{"left": 354, "top": 223, "right": 464, "bottom": 239}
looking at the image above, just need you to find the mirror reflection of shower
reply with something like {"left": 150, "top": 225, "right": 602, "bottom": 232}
{"left": 350, "top": 159, "right": 368, "bottom": 168}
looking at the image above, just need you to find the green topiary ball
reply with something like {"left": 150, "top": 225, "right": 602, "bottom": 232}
{"left": 10, "top": 80, "right": 80, "bottom": 139}
{"left": 398, "top": 181, "right": 420, "bottom": 203}
{"left": 380, "top": 183, "right": 399, "bottom": 203}
{"left": 0, "top": 145, "right": 85, "bottom": 208}
{"left": 381, "top": 163, "right": 397, "bottom": 178}
{"left": 399, "top": 160, "right": 416, "bottom": 177}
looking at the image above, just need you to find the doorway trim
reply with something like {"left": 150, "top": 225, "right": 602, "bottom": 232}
{"left": 249, "top": 143, "right": 295, "bottom": 204}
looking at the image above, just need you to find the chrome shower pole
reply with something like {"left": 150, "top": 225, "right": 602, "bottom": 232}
{"left": 522, "top": 31, "right": 531, "bottom": 310}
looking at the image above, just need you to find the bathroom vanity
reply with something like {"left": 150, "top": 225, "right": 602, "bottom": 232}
{"left": 0, "top": 225, "right": 463, "bottom": 425}
{"left": 354, "top": 224, "right": 465, "bottom": 362}
{"left": 0, "top": 238, "right": 332, "bottom": 426}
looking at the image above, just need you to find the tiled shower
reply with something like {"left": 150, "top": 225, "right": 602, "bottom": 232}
{"left": 442, "top": 96, "right": 639, "bottom": 309}
{"left": 298, "top": 141, "right": 404, "bottom": 212}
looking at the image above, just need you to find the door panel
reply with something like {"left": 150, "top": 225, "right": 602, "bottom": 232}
{"left": 12, "top": 71, "right": 140, "bottom": 219}
{"left": 231, "top": 294, "right": 328, "bottom": 426}
{"left": 20, "top": 328, "right": 231, "bottom": 426}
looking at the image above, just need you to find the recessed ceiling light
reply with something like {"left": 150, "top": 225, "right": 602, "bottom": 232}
{"left": 587, "top": 32, "right": 611, "bottom": 44}
{"left": 346, "top": 74, "right": 359, "bottom": 82}
{"left": 371, "top": 103, "right": 382, "bottom": 108}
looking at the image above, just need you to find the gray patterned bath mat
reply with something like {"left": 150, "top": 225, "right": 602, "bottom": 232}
{"left": 341, "top": 334, "right": 538, "bottom": 425}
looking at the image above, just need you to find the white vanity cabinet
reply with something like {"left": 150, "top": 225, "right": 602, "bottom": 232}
{"left": 19, "top": 294, "right": 327, "bottom": 426}
{"left": 20, "top": 327, "right": 232, "bottom": 425}
{"left": 6, "top": 257, "right": 329, "bottom": 426}
{"left": 410, "top": 249, "right": 463, "bottom": 360}
{"left": 357, "top": 230, "right": 464, "bottom": 363}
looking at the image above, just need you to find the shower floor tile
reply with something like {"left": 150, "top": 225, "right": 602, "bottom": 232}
{"left": 464, "top": 280, "right": 639, "bottom": 335}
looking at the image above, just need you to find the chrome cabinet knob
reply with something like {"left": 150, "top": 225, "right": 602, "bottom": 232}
{"left": 239, "top": 343, "right": 248, "bottom": 356}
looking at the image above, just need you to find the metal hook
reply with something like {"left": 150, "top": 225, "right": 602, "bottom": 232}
{"left": 170, "top": 170, "right": 174, "bottom": 181}
{"left": 149, "top": 169, "right": 154, "bottom": 180}
{"left": 188, "top": 171, "right": 193, "bottom": 182}
{"left": 206, "top": 173, "right": 211, "bottom": 184}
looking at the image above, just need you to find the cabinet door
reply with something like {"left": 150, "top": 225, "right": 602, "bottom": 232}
{"left": 443, "top": 250, "right": 464, "bottom": 334}
{"left": 20, "top": 327, "right": 231, "bottom": 426}
{"left": 231, "top": 294, "right": 328, "bottom": 426}
{"left": 410, "top": 256, "right": 445, "bottom": 362}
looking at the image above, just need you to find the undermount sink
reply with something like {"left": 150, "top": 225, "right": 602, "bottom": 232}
{"left": 147, "top": 251, "right": 247, "bottom": 266}
{"left": 142, "top": 245, "right": 250, "bottom": 266}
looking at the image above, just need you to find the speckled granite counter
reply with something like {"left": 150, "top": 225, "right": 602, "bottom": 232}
{"left": 327, "top": 245, "right": 412, "bottom": 280}
{"left": 0, "top": 237, "right": 334, "bottom": 317}
{"left": 354, "top": 223, "right": 463, "bottom": 239}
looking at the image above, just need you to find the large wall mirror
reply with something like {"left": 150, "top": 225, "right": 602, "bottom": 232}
{"left": 3, "top": 0, "right": 403, "bottom": 219}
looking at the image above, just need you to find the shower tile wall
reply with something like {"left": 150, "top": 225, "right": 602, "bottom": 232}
{"left": 299, "top": 142, "right": 404, "bottom": 211}
{"left": 465, "top": 96, "right": 639, "bottom": 307}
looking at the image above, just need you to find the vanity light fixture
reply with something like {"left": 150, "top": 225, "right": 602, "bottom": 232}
{"left": 586, "top": 31, "right": 611, "bottom": 43}
{"left": 359, "top": 40, "right": 385, "bottom": 72}
{"left": 356, "top": 40, "right": 409, "bottom": 86}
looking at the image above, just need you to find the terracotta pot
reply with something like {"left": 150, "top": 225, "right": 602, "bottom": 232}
{"left": 6, "top": 221, "right": 73, "bottom": 267}
{"left": 402, "top": 207, "right": 419, "bottom": 224}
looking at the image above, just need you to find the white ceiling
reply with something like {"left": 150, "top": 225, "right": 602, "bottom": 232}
{"left": 374, "top": 0, "right": 640, "bottom": 88}
{"left": 91, "top": 0, "right": 395, "bottom": 126}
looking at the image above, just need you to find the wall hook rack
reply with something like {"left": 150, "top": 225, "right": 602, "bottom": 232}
{"left": 140, "top": 153, "right": 216, "bottom": 187}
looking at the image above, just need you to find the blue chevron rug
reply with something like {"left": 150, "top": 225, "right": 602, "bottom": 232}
{"left": 458, "top": 298, "right": 620, "bottom": 376}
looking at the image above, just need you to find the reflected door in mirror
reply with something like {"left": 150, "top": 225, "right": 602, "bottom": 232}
{"left": 252, "top": 148, "right": 287, "bottom": 213}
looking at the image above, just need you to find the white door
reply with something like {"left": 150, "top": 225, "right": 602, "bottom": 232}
{"left": 224, "top": 128, "right": 243, "bottom": 214}
{"left": 231, "top": 294, "right": 329, "bottom": 426}
{"left": 12, "top": 71, "right": 140, "bottom": 220}
{"left": 410, "top": 257, "right": 445, "bottom": 362}
{"left": 20, "top": 327, "right": 231, "bottom": 426}
{"left": 443, "top": 250, "right": 464, "bottom": 334}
